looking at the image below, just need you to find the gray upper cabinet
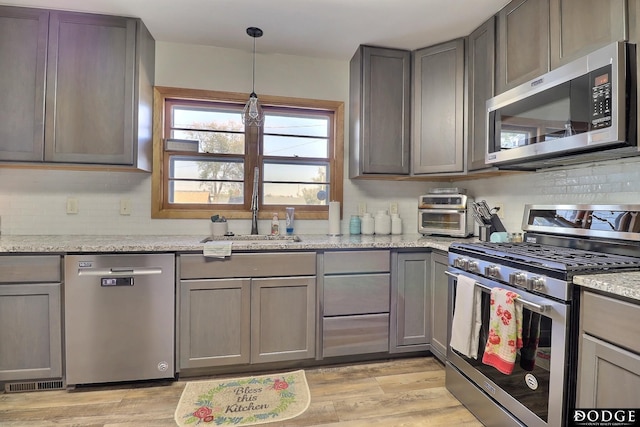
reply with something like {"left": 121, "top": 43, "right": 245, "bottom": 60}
{"left": 411, "top": 39, "right": 465, "bottom": 175}
{"left": 549, "top": 0, "right": 627, "bottom": 69}
{"left": 349, "top": 46, "right": 411, "bottom": 177}
{"left": 0, "top": 6, "right": 154, "bottom": 170}
{"left": 466, "top": 17, "right": 496, "bottom": 172}
{"left": 0, "top": 6, "right": 48, "bottom": 162}
{"left": 496, "top": 0, "right": 550, "bottom": 94}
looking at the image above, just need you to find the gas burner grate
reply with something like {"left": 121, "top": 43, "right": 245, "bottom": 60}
{"left": 451, "top": 242, "right": 640, "bottom": 272}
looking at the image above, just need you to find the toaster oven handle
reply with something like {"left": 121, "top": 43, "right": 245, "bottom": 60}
{"left": 446, "top": 271, "right": 548, "bottom": 313}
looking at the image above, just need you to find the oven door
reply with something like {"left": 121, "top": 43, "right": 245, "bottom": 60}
{"left": 446, "top": 267, "right": 569, "bottom": 427}
{"left": 418, "top": 209, "right": 468, "bottom": 236}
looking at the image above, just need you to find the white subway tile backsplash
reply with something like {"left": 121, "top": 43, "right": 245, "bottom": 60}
{"left": 2, "top": 156, "right": 640, "bottom": 236}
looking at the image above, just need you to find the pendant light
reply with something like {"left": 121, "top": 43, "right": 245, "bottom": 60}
{"left": 242, "top": 27, "right": 264, "bottom": 127}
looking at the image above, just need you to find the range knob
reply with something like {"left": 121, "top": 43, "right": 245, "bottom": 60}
{"left": 485, "top": 264, "right": 500, "bottom": 278}
{"left": 468, "top": 261, "right": 480, "bottom": 273}
{"left": 530, "top": 276, "right": 546, "bottom": 291}
{"left": 509, "top": 272, "right": 527, "bottom": 286}
{"left": 453, "top": 257, "right": 469, "bottom": 269}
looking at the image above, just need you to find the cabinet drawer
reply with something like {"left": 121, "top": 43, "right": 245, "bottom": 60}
{"left": 0, "top": 255, "right": 61, "bottom": 283}
{"left": 323, "top": 274, "right": 390, "bottom": 315}
{"left": 179, "top": 252, "right": 316, "bottom": 279}
{"left": 323, "top": 314, "right": 389, "bottom": 357}
{"left": 582, "top": 291, "right": 640, "bottom": 354}
{"left": 323, "top": 250, "right": 390, "bottom": 274}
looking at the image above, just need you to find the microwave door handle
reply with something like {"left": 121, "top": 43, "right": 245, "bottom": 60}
{"left": 446, "top": 271, "right": 548, "bottom": 313}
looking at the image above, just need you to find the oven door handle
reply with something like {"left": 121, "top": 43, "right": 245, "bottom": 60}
{"left": 446, "top": 271, "right": 548, "bottom": 313}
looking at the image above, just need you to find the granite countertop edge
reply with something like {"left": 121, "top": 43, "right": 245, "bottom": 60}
{"left": 574, "top": 272, "right": 640, "bottom": 303}
{"left": 4, "top": 234, "right": 638, "bottom": 302}
{"left": 0, "top": 233, "right": 471, "bottom": 254}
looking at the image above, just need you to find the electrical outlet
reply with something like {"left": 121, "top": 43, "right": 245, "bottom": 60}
{"left": 358, "top": 202, "right": 367, "bottom": 216}
{"left": 495, "top": 202, "right": 504, "bottom": 219}
{"left": 66, "top": 198, "right": 78, "bottom": 214}
{"left": 389, "top": 202, "right": 398, "bottom": 215}
{"left": 120, "top": 199, "right": 132, "bottom": 215}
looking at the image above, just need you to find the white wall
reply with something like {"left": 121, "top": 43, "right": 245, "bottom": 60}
{"left": 1, "top": 41, "right": 640, "bottom": 236}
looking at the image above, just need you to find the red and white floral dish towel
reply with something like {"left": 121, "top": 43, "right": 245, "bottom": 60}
{"left": 482, "top": 288, "right": 523, "bottom": 375}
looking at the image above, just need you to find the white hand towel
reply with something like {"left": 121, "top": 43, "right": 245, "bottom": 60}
{"left": 450, "top": 274, "right": 482, "bottom": 359}
{"left": 203, "top": 241, "right": 232, "bottom": 258}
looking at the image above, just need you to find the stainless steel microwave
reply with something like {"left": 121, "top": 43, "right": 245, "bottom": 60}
{"left": 486, "top": 42, "right": 637, "bottom": 170}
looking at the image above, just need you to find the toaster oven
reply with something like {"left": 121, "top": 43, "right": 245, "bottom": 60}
{"left": 418, "top": 193, "right": 474, "bottom": 237}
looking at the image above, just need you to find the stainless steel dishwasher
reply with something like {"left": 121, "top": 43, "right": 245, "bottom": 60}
{"left": 64, "top": 254, "right": 175, "bottom": 386}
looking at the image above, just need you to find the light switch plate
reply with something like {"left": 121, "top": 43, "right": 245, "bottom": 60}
{"left": 390, "top": 202, "right": 398, "bottom": 215}
{"left": 358, "top": 202, "right": 367, "bottom": 216}
{"left": 120, "top": 199, "right": 132, "bottom": 215}
{"left": 66, "top": 198, "right": 78, "bottom": 214}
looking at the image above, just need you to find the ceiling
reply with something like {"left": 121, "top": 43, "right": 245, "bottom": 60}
{"left": 5, "top": 0, "right": 511, "bottom": 61}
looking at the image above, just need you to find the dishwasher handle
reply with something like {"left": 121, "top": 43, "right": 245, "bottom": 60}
{"left": 77, "top": 267, "right": 163, "bottom": 277}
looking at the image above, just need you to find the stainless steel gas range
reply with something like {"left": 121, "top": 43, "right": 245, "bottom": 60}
{"left": 446, "top": 204, "right": 640, "bottom": 427}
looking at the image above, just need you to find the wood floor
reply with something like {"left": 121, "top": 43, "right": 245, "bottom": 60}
{"left": 0, "top": 357, "right": 482, "bottom": 427}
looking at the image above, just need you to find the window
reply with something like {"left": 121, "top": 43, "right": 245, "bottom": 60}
{"left": 152, "top": 87, "right": 344, "bottom": 220}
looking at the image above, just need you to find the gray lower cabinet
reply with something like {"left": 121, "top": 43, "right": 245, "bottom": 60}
{"left": 466, "top": 17, "right": 496, "bottom": 172}
{"left": 411, "top": 39, "right": 465, "bottom": 175}
{"left": 251, "top": 276, "right": 316, "bottom": 364}
{"left": 390, "top": 251, "right": 431, "bottom": 354}
{"left": 178, "top": 252, "right": 316, "bottom": 370}
{"left": 349, "top": 45, "right": 411, "bottom": 177}
{"left": 549, "top": 0, "right": 627, "bottom": 69}
{"left": 496, "top": 0, "right": 550, "bottom": 94}
{"left": 577, "top": 291, "right": 640, "bottom": 408}
{"left": 321, "top": 250, "right": 391, "bottom": 357}
{"left": 0, "top": 5, "right": 154, "bottom": 169}
{"left": 0, "top": 256, "right": 62, "bottom": 383}
{"left": 179, "top": 278, "right": 251, "bottom": 368}
{"left": 430, "top": 251, "right": 450, "bottom": 363}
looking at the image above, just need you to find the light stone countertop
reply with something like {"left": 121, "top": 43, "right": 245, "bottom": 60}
{"left": 0, "top": 233, "right": 471, "bottom": 254}
{"left": 4, "top": 234, "right": 637, "bottom": 302}
{"left": 574, "top": 272, "right": 640, "bottom": 303}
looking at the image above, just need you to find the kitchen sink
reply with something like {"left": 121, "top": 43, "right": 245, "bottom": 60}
{"left": 201, "top": 234, "right": 302, "bottom": 243}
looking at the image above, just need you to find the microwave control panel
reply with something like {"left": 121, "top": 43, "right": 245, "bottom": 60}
{"left": 591, "top": 65, "right": 612, "bottom": 129}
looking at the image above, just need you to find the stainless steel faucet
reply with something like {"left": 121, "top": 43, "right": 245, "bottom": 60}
{"left": 250, "top": 167, "right": 259, "bottom": 235}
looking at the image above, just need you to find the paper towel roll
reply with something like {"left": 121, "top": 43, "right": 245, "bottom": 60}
{"left": 328, "top": 201, "right": 341, "bottom": 235}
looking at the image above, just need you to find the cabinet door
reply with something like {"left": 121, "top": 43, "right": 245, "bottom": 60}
{"left": 0, "top": 6, "right": 48, "bottom": 162}
{"left": 412, "top": 39, "right": 465, "bottom": 174}
{"left": 496, "top": 0, "right": 550, "bottom": 94}
{"left": 390, "top": 252, "right": 431, "bottom": 353}
{"left": 550, "top": 0, "right": 627, "bottom": 69}
{"left": 179, "top": 278, "right": 251, "bottom": 368}
{"left": 251, "top": 276, "right": 316, "bottom": 363}
{"left": 0, "top": 283, "right": 62, "bottom": 381}
{"left": 45, "top": 12, "right": 136, "bottom": 165}
{"left": 349, "top": 46, "right": 411, "bottom": 177}
{"left": 578, "top": 334, "right": 640, "bottom": 408}
{"left": 467, "top": 17, "right": 496, "bottom": 171}
{"left": 430, "top": 251, "right": 450, "bottom": 363}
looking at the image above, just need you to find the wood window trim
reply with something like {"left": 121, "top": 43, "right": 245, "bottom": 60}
{"left": 151, "top": 86, "right": 344, "bottom": 220}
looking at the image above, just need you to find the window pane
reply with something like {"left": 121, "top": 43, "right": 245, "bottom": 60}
{"left": 171, "top": 130, "right": 245, "bottom": 154}
{"left": 173, "top": 106, "right": 243, "bottom": 130}
{"left": 168, "top": 156, "right": 244, "bottom": 205}
{"left": 264, "top": 113, "right": 329, "bottom": 137}
{"left": 263, "top": 163, "right": 329, "bottom": 183}
{"left": 169, "top": 180, "right": 244, "bottom": 204}
{"left": 263, "top": 183, "right": 329, "bottom": 206}
{"left": 263, "top": 135, "right": 328, "bottom": 158}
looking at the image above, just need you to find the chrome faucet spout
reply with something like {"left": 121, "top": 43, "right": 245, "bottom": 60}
{"left": 250, "top": 167, "right": 259, "bottom": 235}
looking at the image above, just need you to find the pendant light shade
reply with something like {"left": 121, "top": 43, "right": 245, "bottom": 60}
{"left": 242, "top": 27, "right": 264, "bottom": 127}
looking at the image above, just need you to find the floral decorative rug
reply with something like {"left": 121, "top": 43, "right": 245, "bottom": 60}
{"left": 174, "top": 370, "right": 310, "bottom": 426}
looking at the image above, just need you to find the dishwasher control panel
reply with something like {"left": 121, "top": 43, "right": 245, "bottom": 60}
{"left": 101, "top": 277, "right": 134, "bottom": 287}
